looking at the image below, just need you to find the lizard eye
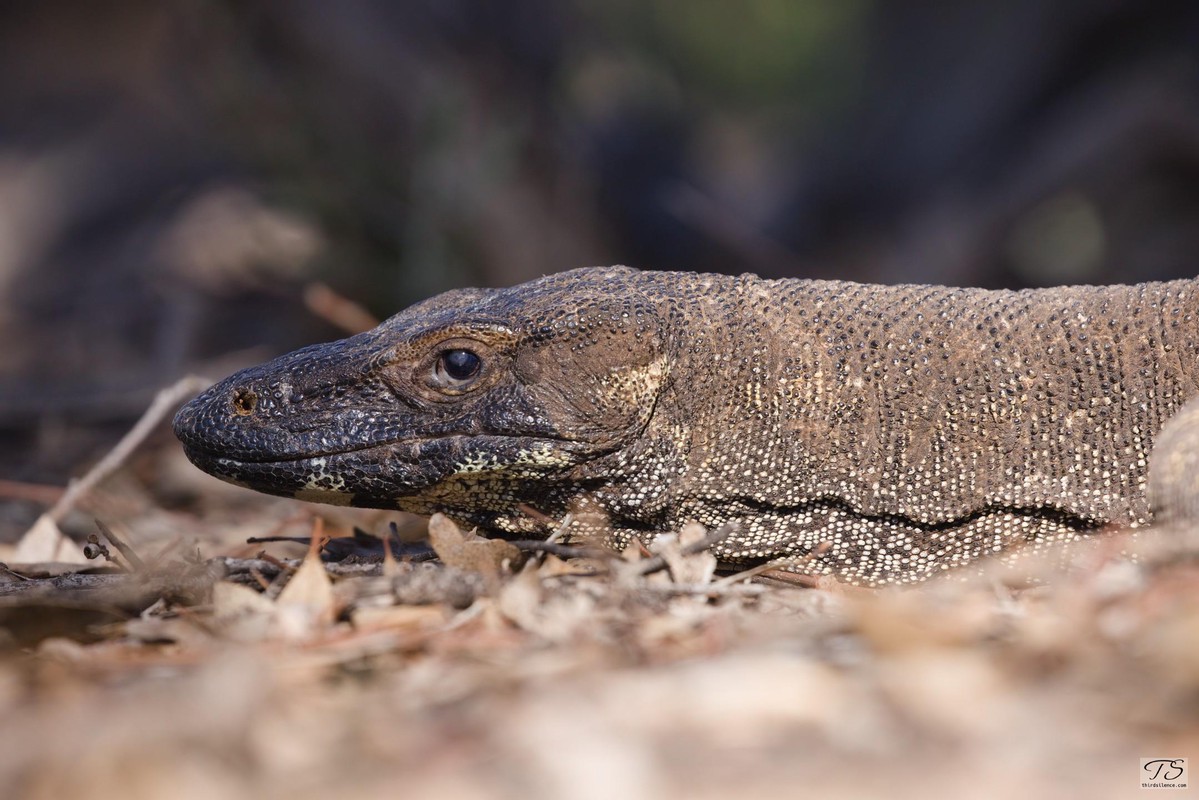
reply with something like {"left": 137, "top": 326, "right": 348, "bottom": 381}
{"left": 433, "top": 348, "right": 482, "bottom": 387}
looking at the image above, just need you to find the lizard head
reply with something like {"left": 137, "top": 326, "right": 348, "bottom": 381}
{"left": 173, "top": 266, "right": 673, "bottom": 532}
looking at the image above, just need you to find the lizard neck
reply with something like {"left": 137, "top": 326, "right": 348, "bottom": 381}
{"left": 656, "top": 274, "right": 1199, "bottom": 529}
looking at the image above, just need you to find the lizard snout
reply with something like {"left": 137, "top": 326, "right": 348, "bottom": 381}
{"left": 171, "top": 365, "right": 315, "bottom": 462}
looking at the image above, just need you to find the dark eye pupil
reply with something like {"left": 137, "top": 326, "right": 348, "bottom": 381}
{"left": 442, "top": 349, "right": 481, "bottom": 381}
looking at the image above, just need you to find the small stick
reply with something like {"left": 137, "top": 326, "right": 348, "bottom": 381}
{"left": 256, "top": 551, "right": 297, "bottom": 575}
{"left": 308, "top": 517, "right": 329, "bottom": 556}
{"left": 678, "top": 523, "right": 739, "bottom": 556}
{"left": 516, "top": 503, "right": 559, "bottom": 532}
{"left": 0, "top": 563, "right": 30, "bottom": 581}
{"left": 302, "top": 282, "right": 380, "bottom": 334}
{"left": 381, "top": 533, "right": 400, "bottom": 577}
{"left": 249, "top": 568, "right": 272, "bottom": 591}
{"left": 0, "top": 479, "right": 66, "bottom": 505}
{"left": 94, "top": 519, "right": 146, "bottom": 571}
{"left": 545, "top": 512, "right": 575, "bottom": 545}
{"left": 633, "top": 522, "right": 738, "bottom": 577}
{"left": 260, "top": 510, "right": 319, "bottom": 540}
{"left": 754, "top": 569, "right": 823, "bottom": 588}
{"left": 743, "top": 541, "right": 833, "bottom": 588}
{"left": 710, "top": 560, "right": 789, "bottom": 587}
{"left": 246, "top": 536, "right": 315, "bottom": 545}
{"left": 48, "top": 375, "right": 212, "bottom": 523}
{"left": 509, "top": 540, "right": 613, "bottom": 560}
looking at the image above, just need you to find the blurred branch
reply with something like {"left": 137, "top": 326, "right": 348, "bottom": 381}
{"left": 48, "top": 376, "right": 212, "bottom": 524}
{"left": 303, "top": 282, "right": 380, "bottom": 335}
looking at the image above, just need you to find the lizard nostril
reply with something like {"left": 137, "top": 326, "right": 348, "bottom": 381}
{"left": 231, "top": 388, "right": 259, "bottom": 416}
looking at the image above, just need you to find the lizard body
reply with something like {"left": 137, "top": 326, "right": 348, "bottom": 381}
{"left": 174, "top": 267, "right": 1199, "bottom": 585}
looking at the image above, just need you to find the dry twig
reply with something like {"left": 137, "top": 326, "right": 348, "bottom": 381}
{"left": 94, "top": 519, "right": 146, "bottom": 571}
{"left": 303, "top": 282, "right": 380, "bottom": 334}
{"left": 509, "top": 540, "right": 613, "bottom": 561}
{"left": 633, "top": 523, "right": 739, "bottom": 577}
{"left": 48, "top": 375, "right": 212, "bottom": 523}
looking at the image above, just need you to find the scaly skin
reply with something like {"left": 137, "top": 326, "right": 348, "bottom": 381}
{"left": 173, "top": 266, "right": 1199, "bottom": 585}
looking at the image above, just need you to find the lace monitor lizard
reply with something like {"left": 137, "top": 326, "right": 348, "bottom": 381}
{"left": 173, "top": 266, "right": 1199, "bottom": 585}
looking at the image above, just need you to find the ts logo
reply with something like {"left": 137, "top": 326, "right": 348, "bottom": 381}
{"left": 1143, "top": 759, "right": 1186, "bottom": 783}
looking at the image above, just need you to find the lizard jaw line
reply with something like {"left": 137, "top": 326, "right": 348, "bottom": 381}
{"left": 180, "top": 432, "right": 578, "bottom": 468}
{"left": 180, "top": 440, "right": 422, "bottom": 467}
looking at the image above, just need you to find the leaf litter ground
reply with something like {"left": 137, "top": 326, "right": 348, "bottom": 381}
{"left": 1, "top": 388, "right": 1197, "bottom": 799}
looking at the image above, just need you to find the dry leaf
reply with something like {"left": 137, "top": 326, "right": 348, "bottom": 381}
{"left": 497, "top": 562, "right": 599, "bottom": 641}
{"left": 652, "top": 523, "right": 718, "bottom": 585}
{"left": 12, "top": 515, "right": 89, "bottom": 565}
{"left": 427, "top": 513, "right": 521, "bottom": 581}
{"left": 536, "top": 554, "right": 600, "bottom": 578}
{"left": 212, "top": 581, "right": 277, "bottom": 642}
{"left": 273, "top": 548, "right": 336, "bottom": 639}
{"left": 351, "top": 604, "right": 449, "bottom": 633}
{"left": 496, "top": 563, "right": 544, "bottom": 632}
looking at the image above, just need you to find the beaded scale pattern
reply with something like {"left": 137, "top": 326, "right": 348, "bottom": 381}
{"left": 174, "top": 267, "right": 1199, "bottom": 586}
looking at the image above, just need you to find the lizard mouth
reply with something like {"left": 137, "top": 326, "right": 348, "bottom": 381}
{"left": 178, "top": 436, "right": 430, "bottom": 465}
{"left": 181, "top": 444, "right": 404, "bottom": 507}
{"left": 179, "top": 433, "right": 582, "bottom": 509}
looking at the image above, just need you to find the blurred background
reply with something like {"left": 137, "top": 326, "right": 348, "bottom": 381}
{"left": 3, "top": 0, "right": 1199, "bottom": 538}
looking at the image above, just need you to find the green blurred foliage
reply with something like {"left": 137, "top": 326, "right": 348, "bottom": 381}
{"left": 623, "top": 0, "right": 869, "bottom": 108}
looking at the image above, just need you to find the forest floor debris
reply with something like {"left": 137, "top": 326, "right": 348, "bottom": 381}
{"left": 0, "top": 416, "right": 1195, "bottom": 799}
